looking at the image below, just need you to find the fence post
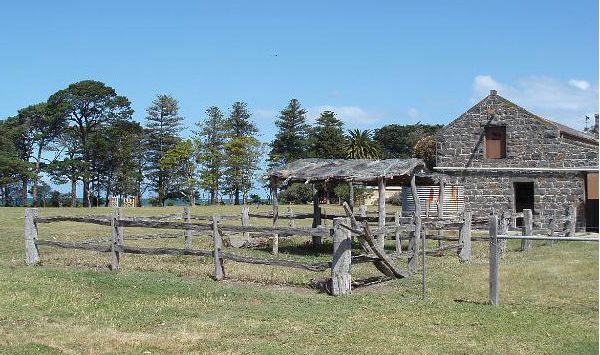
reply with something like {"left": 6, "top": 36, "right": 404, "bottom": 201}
{"left": 565, "top": 204, "right": 576, "bottom": 238}
{"left": 359, "top": 205, "right": 367, "bottom": 219}
{"left": 272, "top": 185, "right": 279, "bottom": 254}
{"left": 458, "top": 211, "right": 472, "bottom": 262}
{"left": 312, "top": 206, "right": 322, "bottom": 248}
{"left": 394, "top": 210, "right": 402, "bottom": 253}
{"left": 521, "top": 209, "right": 533, "bottom": 252}
{"left": 184, "top": 206, "right": 192, "bottom": 250}
{"left": 212, "top": 215, "right": 224, "bottom": 281}
{"left": 24, "top": 208, "right": 40, "bottom": 265}
{"left": 287, "top": 206, "right": 295, "bottom": 228}
{"left": 331, "top": 217, "right": 352, "bottom": 296}
{"left": 111, "top": 208, "right": 123, "bottom": 270}
{"left": 489, "top": 215, "right": 500, "bottom": 306}
{"left": 408, "top": 213, "right": 421, "bottom": 273}
{"left": 498, "top": 212, "right": 508, "bottom": 258}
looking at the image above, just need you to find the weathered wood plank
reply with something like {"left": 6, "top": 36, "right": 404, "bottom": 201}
{"left": 24, "top": 208, "right": 40, "bottom": 265}
{"left": 35, "top": 215, "right": 111, "bottom": 226}
{"left": 116, "top": 219, "right": 331, "bottom": 237}
{"left": 36, "top": 240, "right": 112, "bottom": 252}
{"left": 331, "top": 217, "right": 352, "bottom": 296}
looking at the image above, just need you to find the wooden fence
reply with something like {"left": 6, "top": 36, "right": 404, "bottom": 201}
{"left": 24, "top": 207, "right": 428, "bottom": 296}
{"left": 25, "top": 205, "right": 592, "bottom": 300}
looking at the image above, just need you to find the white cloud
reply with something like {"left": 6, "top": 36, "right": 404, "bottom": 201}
{"left": 568, "top": 79, "right": 591, "bottom": 91}
{"left": 407, "top": 107, "right": 420, "bottom": 120}
{"left": 307, "top": 105, "right": 383, "bottom": 125}
{"left": 472, "top": 75, "right": 599, "bottom": 129}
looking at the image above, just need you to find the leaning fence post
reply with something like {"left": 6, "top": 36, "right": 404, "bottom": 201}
{"left": 184, "top": 206, "right": 192, "bottom": 250}
{"left": 394, "top": 210, "right": 402, "bottom": 253}
{"left": 212, "top": 215, "right": 224, "bottom": 281}
{"left": 489, "top": 215, "right": 500, "bottom": 306}
{"left": 331, "top": 217, "right": 352, "bottom": 296}
{"left": 408, "top": 212, "right": 421, "bottom": 273}
{"left": 24, "top": 208, "right": 40, "bottom": 265}
{"left": 521, "top": 209, "right": 533, "bottom": 252}
{"left": 458, "top": 211, "right": 472, "bottom": 262}
{"left": 111, "top": 208, "right": 123, "bottom": 270}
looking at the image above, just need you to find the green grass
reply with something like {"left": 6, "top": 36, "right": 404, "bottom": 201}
{"left": 0, "top": 205, "right": 597, "bottom": 354}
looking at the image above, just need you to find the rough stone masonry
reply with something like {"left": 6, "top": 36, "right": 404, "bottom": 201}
{"left": 434, "top": 90, "right": 599, "bottom": 231}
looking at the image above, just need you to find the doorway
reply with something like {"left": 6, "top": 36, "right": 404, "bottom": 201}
{"left": 585, "top": 173, "right": 598, "bottom": 232}
{"left": 514, "top": 182, "right": 534, "bottom": 226}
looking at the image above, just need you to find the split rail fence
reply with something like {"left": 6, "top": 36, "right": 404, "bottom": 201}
{"left": 23, "top": 204, "right": 597, "bottom": 300}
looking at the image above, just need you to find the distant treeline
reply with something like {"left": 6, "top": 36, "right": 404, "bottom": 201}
{"left": 0, "top": 80, "right": 441, "bottom": 207}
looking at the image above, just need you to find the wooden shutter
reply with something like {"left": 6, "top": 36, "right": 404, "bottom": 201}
{"left": 485, "top": 126, "right": 506, "bottom": 159}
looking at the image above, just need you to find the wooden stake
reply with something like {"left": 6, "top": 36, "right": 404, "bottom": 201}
{"left": 184, "top": 206, "right": 192, "bottom": 249}
{"left": 408, "top": 213, "right": 421, "bottom": 273}
{"left": 287, "top": 206, "right": 295, "bottom": 228}
{"left": 111, "top": 208, "right": 123, "bottom": 270}
{"left": 24, "top": 208, "right": 40, "bottom": 265}
{"left": 498, "top": 212, "right": 508, "bottom": 258}
{"left": 348, "top": 181, "right": 354, "bottom": 212}
{"left": 521, "top": 209, "right": 532, "bottom": 252}
{"left": 458, "top": 211, "right": 472, "bottom": 262}
{"left": 312, "top": 184, "right": 322, "bottom": 248}
{"left": 377, "top": 176, "right": 386, "bottom": 250}
{"left": 271, "top": 185, "right": 279, "bottom": 254}
{"left": 331, "top": 217, "right": 352, "bottom": 296}
{"left": 394, "top": 210, "right": 402, "bottom": 253}
{"left": 489, "top": 215, "right": 500, "bottom": 306}
{"left": 212, "top": 215, "right": 224, "bottom": 280}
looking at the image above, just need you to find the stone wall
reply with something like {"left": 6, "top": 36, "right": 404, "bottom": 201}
{"left": 436, "top": 92, "right": 599, "bottom": 168}
{"left": 446, "top": 171, "right": 586, "bottom": 230}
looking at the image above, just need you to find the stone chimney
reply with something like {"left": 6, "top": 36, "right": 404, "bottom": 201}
{"left": 593, "top": 113, "right": 599, "bottom": 136}
{"left": 490, "top": 89, "right": 497, "bottom": 96}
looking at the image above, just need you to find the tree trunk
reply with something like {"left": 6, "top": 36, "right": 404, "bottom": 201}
{"left": 71, "top": 177, "right": 77, "bottom": 207}
{"left": 158, "top": 173, "right": 165, "bottom": 207}
{"left": 234, "top": 188, "right": 240, "bottom": 205}
{"left": 22, "top": 176, "right": 28, "bottom": 207}
{"left": 210, "top": 189, "right": 217, "bottom": 205}
{"left": 83, "top": 176, "right": 91, "bottom": 208}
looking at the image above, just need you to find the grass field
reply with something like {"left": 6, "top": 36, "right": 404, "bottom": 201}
{"left": 0, "top": 205, "right": 598, "bottom": 354}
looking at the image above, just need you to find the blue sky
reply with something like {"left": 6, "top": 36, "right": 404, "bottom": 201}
{"left": 1, "top": 0, "right": 598, "bottom": 139}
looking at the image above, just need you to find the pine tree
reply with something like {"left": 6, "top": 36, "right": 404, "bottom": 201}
{"left": 311, "top": 110, "right": 346, "bottom": 158}
{"left": 223, "top": 101, "right": 258, "bottom": 205}
{"left": 269, "top": 99, "right": 309, "bottom": 167}
{"left": 145, "top": 94, "right": 184, "bottom": 206}
{"left": 196, "top": 106, "right": 226, "bottom": 204}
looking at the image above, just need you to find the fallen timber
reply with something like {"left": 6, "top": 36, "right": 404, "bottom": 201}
{"left": 342, "top": 202, "right": 409, "bottom": 278}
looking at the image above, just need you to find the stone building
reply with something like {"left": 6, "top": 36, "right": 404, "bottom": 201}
{"left": 434, "top": 90, "right": 599, "bottom": 231}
